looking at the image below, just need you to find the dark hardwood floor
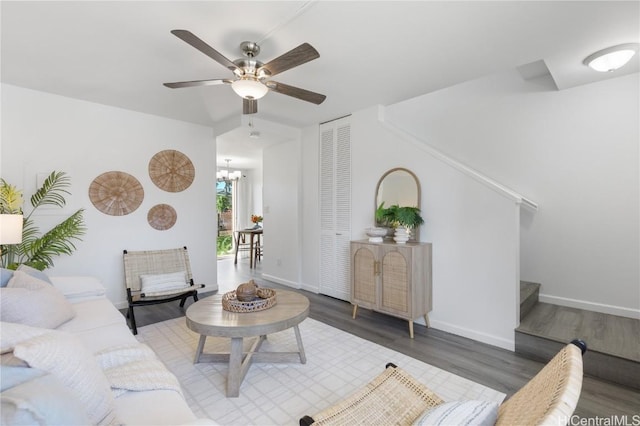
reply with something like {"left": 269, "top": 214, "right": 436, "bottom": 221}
{"left": 121, "top": 256, "right": 640, "bottom": 419}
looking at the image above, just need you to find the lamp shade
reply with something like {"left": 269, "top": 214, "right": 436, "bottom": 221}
{"left": 0, "top": 214, "right": 23, "bottom": 244}
{"left": 584, "top": 44, "right": 639, "bottom": 72}
{"left": 231, "top": 79, "right": 268, "bottom": 99}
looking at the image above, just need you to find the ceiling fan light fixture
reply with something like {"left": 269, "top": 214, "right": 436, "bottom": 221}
{"left": 231, "top": 78, "right": 268, "bottom": 99}
{"left": 583, "top": 43, "right": 638, "bottom": 72}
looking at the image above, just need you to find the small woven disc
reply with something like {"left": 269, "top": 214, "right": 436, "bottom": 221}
{"left": 147, "top": 204, "right": 177, "bottom": 230}
{"left": 89, "top": 171, "right": 144, "bottom": 216}
{"left": 148, "top": 150, "right": 195, "bottom": 192}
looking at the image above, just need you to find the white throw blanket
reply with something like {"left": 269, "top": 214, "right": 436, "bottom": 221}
{"left": 96, "top": 343, "right": 183, "bottom": 398}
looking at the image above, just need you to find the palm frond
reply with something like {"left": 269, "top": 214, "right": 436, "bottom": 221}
{"left": 29, "top": 171, "right": 71, "bottom": 215}
{"left": 0, "top": 179, "right": 24, "bottom": 213}
{"left": 22, "top": 209, "right": 86, "bottom": 269}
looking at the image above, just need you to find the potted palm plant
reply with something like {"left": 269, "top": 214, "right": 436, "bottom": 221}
{"left": 0, "top": 171, "right": 86, "bottom": 270}
{"left": 385, "top": 204, "right": 424, "bottom": 244}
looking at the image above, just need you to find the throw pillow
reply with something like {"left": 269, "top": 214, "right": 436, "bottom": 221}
{"left": 0, "top": 322, "right": 52, "bottom": 354}
{"left": 1, "top": 270, "right": 76, "bottom": 328}
{"left": 13, "top": 330, "right": 117, "bottom": 425}
{"left": 140, "top": 270, "right": 188, "bottom": 294}
{"left": 1, "top": 366, "right": 90, "bottom": 425}
{"left": 413, "top": 400, "right": 499, "bottom": 426}
{"left": 16, "top": 264, "right": 52, "bottom": 284}
{"left": 0, "top": 268, "right": 14, "bottom": 287}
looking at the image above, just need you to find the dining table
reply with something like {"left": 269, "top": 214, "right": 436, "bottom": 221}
{"left": 233, "top": 228, "right": 263, "bottom": 268}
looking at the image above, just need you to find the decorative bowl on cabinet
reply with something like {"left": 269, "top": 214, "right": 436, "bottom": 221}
{"left": 366, "top": 227, "right": 387, "bottom": 243}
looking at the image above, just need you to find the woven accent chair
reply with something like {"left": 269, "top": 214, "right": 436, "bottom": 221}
{"left": 300, "top": 340, "right": 587, "bottom": 426}
{"left": 123, "top": 246, "right": 204, "bottom": 335}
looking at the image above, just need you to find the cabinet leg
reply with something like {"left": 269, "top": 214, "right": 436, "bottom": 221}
{"left": 424, "top": 314, "right": 430, "bottom": 328}
{"left": 408, "top": 321, "right": 414, "bottom": 339}
{"left": 352, "top": 304, "right": 358, "bottom": 319}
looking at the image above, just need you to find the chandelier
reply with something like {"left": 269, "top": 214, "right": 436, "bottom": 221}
{"left": 217, "top": 159, "right": 242, "bottom": 182}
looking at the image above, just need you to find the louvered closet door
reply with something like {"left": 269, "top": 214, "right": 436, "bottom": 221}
{"left": 319, "top": 116, "right": 351, "bottom": 301}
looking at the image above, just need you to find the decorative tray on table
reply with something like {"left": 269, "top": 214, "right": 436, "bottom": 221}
{"left": 222, "top": 287, "right": 277, "bottom": 313}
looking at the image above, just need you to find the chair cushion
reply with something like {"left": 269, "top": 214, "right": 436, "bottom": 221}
{"left": 1, "top": 270, "right": 75, "bottom": 329}
{"left": 413, "top": 400, "right": 499, "bottom": 426}
{"left": 140, "top": 270, "right": 188, "bottom": 294}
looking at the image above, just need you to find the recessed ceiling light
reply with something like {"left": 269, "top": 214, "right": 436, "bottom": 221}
{"left": 583, "top": 43, "right": 639, "bottom": 72}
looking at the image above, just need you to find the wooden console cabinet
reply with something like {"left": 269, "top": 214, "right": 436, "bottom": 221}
{"left": 350, "top": 240, "right": 432, "bottom": 338}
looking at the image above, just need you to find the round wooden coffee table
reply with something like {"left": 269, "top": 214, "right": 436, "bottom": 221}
{"left": 185, "top": 289, "right": 309, "bottom": 397}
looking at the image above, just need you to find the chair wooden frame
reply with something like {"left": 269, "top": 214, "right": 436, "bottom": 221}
{"left": 123, "top": 246, "right": 204, "bottom": 335}
{"left": 300, "top": 340, "right": 587, "bottom": 426}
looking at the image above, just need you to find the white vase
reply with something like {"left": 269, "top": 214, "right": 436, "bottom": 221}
{"left": 393, "top": 227, "right": 410, "bottom": 244}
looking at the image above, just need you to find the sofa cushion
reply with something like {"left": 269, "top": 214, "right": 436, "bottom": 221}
{"left": 56, "top": 298, "right": 125, "bottom": 333}
{"left": 1, "top": 365, "right": 90, "bottom": 425}
{"left": 1, "top": 270, "right": 75, "bottom": 328}
{"left": 12, "top": 328, "right": 117, "bottom": 425}
{"left": 49, "top": 275, "right": 106, "bottom": 302}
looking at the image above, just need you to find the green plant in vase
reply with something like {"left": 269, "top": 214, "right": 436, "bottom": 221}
{"left": 386, "top": 205, "right": 424, "bottom": 244}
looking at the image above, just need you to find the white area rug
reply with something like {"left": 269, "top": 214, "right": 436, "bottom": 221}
{"left": 136, "top": 317, "right": 505, "bottom": 426}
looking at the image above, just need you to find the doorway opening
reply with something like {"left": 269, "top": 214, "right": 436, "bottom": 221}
{"left": 216, "top": 179, "right": 235, "bottom": 259}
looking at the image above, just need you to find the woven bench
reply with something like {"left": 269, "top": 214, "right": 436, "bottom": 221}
{"left": 301, "top": 340, "right": 587, "bottom": 426}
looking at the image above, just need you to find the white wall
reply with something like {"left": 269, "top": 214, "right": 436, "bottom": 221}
{"left": 355, "top": 106, "right": 520, "bottom": 349}
{"left": 261, "top": 138, "right": 302, "bottom": 288}
{"left": 300, "top": 125, "right": 320, "bottom": 293}
{"left": 298, "top": 107, "right": 521, "bottom": 349}
{"left": 385, "top": 71, "right": 640, "bottom": 318}
{"left": 1, "top": 84, "right": 218, "bottom": 307}
{"left": 233, "top": 166, "right": 262, "bottom": 231}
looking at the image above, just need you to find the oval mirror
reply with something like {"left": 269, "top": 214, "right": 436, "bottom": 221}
{"left": 375, "top": 168, "right": 421, "bottom": 240}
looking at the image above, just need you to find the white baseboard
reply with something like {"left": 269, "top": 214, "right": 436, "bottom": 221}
{"left": 300, "top": 282, "right": 319, "bottom": 294}
{"left": 428, "top": 319, "right": 515, "bottom": 351}
{"left": 538, "top": 293, "right": 640, "bottom": 319}
{"left": 261, "top": 274, "right": 300, "bottom": 289}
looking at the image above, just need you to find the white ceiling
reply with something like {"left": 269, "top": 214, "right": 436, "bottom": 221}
{"left": 2, "top": 1, "right": 638, "bottom": 169}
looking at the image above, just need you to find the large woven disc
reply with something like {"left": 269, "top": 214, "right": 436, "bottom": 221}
{"left": 89, "top": 171, "right": 144, "bottom": 216}
{"left": 147, "top": 204, "right": 177, "bottom": 230}
{"left": 148, "top": 150, "right": 195, "bottom": 192}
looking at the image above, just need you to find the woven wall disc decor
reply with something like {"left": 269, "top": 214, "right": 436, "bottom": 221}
{"left": 148, "top": 149, "right": 195, "bottom": 192}
{"left": 89, "top": 171, "right": 144, "bottom": 216}
{"left": 147, "top": 204, "right": 177, "bottom": 230}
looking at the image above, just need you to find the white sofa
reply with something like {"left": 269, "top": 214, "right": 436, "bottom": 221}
{"left": 1, "top": 271, "right": 215, "bottom": 426}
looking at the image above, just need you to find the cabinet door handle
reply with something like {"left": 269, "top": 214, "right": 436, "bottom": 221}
{"left": 374, "top": 260, "right": 381, "bottom": 275}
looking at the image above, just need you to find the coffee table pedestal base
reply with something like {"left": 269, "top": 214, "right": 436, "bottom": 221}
{"left": 193, "top": 324, "right": 307, "bottom": 397}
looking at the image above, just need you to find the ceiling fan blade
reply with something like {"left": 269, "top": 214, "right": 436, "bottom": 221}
{"left": 163, "top": 79, "right": 233, "bottom": 89}
{"left": 260, "top": 43, "right": 319, "bottom": 77}
{"left": 243, "top": 98, "right": 258, "bottom": 114}
{"left": 170, "top": 30, "right": 239, "bottom": 72}
{"left": 266, "top": 81, "right": 326, "bottom": 105}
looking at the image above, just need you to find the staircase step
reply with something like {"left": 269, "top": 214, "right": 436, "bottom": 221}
{"left": 519, "top": 281, "right": 540, "bottom": 321}
{"left": 516, "top": 302, "right": 640, "bottom": 389}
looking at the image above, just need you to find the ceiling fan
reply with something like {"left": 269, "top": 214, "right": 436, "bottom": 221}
{"left": 163, "top": 30, "right": 326, "bottom": 114}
